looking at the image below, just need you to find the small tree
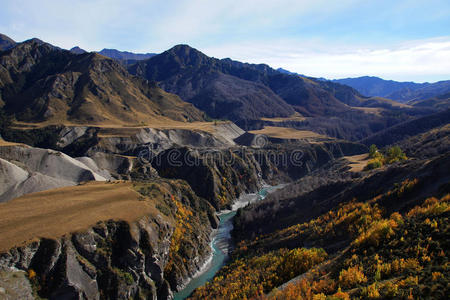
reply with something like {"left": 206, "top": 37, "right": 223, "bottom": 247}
{"left": 366, "top": 144, "right": 384, "bottom": 170}
{"left": 369, "top": 144, "right": 378, "bottom": 158}
{"left": 386, "top": 146, "right": 407, "bottom": 164}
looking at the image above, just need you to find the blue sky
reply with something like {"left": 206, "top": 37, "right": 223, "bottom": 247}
{"left": 1, "top": 0, "right": 449, "bottom": 82}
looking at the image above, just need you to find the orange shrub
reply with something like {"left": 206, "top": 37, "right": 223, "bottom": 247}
{"left": 338, "top": 265, "right": 367, "bottom": 289}
{"left": 354, "top": 218, "right": 398, "bottom": 247}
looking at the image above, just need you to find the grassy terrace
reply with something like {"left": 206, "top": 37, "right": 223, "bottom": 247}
{"left": 0, "top": 181, "right": 161, "bottom": 252}
{"left": 344, "top": 154, "right": 370, "bottom": 172}
{"left": 249, "top": 126, "right": 331, "bottom": 141}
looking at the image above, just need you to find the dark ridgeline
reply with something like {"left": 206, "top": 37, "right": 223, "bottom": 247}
{"left": 128, "top": 44, "right": 363, "bottom": 120}
{"left": 127, "top": 44, "right": 443, "bottom": 139}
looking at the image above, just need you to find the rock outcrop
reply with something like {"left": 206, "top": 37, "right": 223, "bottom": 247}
{"left": 0, "top": 144, "right": 108, "bottom": 202}
{"left": 74, "top": 122, "right": 244, "bottom": 156}
{"left": 0, "top": 180, "right": 216, "bottom": 299}
{"left": 0, "top": 219, "right": 173, "bottom": 299}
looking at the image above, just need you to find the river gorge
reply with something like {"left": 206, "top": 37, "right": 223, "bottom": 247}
{"left": 174, "top": 184, "right": 285, "bottom": 299}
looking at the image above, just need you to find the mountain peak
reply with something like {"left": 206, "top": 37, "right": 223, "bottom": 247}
{"left": 70, "top": 46, "right": 87, "bottom": 54}
{"left": 0, "top": 33, "right": 16, "bottom": 51}
{"left": 166, "top": 44, "right": 206, "bottom": 57}
{"left": 160, "top": 44, "right": 212, "bottom": 68}
{"left": 24, "top": 38, "right": 45, "bottom": 44}
{"left": 169, "top": 44, "right": 197, "bottom": 51}
{"left": 19, "top": 38, "right": 61, "bottom": 52}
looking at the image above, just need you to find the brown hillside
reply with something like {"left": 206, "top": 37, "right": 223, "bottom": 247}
{"left": 0, "top": 40, "right": 205, "bottom": 126}
{"left": 0, "top": 181, "right": 159, "bottom": 252}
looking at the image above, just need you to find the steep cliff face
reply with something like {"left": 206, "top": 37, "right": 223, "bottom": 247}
{"left": 0, "top": 180, "right": 217, "bottom": 299}
{"left": 151, "top": 141, "right": 367, "bottom": 210}
{"left": 88, "top": 123, "right": 244, "bottom": 157}
{"left": 0, "top": 219, "right": 173, "bottom": 299}
{"left": 4, "top": 122, "right": 244, "bottom": 158}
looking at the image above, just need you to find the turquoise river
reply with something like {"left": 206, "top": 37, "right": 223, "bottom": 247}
{"left": 173, "top": 185, "right": 284, "bottom": 299}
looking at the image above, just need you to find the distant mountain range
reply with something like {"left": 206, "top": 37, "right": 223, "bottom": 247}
{"left": 97, "top": 48, "right": 156, "bottom": 61}
{"left": 127, "top": 44, "right": 442, "bottom": 139}
{"left": 2, "top": 33, "right": 448, "bottom": 106}
{"left": 0, "top": 34, "right": 157, "bottom": 65}
{"left": 128, "top": 44, "right": 368, "bottom": 121}
{"left": 333, "top": 76, "right": 450, "bottom": 102}
{"left": 1, "top": 33, "right": 448, "bottom": 140}
{"left": 69, "top": 46, "right": 156, "bottom": 65}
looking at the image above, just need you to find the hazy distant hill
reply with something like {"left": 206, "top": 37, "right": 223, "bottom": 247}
{"left": 70, "top": 46, "right": 157, "bottom": 65}
{"left": 0, "top": 40, "right": 204, "bottom": 125}
{"left": 98, "top": 48, "right": 156, "bottom": 61}
{"left": 333, "top": 76, "right": 450, "bottom": 102}
{"left": 333, "top": 76, "right": 420, "bottom": 98}
{"left": 388, "top": 80, "right": 450, "bottom": 102}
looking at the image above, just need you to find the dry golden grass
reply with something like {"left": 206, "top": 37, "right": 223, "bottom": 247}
{"left": 0, "top": 181, "right": 159, "bottom": 252}
{"left": 249, "top": 126, "right": 328, "bottom": 140}
{"left": 0, "top": 139, "right": 27, "bottom": 147}
{"left": 352, "top": 107, "right": 384, "bottom": 116}
{"left": 260, "top": 116, "right": 306, "bottom": 123}
{"left": 298, "top": 75, "right": 319, "bottom": 86}
{"left": 260, "top": 112, "right": 306, "bottom": 123}
{"left": 344, "top": 154, "right": 370, "bottom": 172}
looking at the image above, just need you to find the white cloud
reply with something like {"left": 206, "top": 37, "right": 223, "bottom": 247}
{"left": 1, "top": 0, "right": 449, "bottom": 82}
{"left": 202, "top": 37, "right": 450, "bottom": 82}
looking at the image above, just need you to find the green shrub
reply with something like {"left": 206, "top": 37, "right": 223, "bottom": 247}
{"left": 365, "top": 158, "right": 383, "bottom": 170}
{"left": 385, "top": 146, "right": 407, "bottom": 164}
{"left": 365, "top": 145, "right": 407, "bottom": 170}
